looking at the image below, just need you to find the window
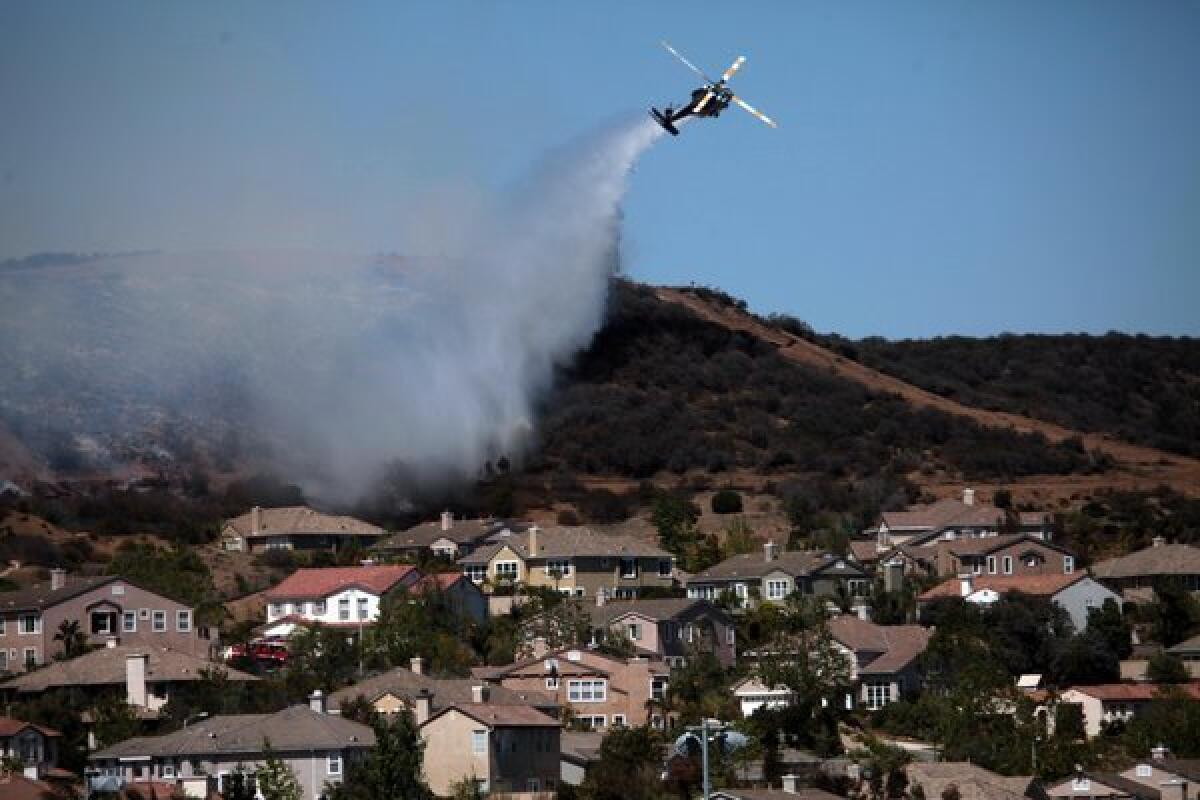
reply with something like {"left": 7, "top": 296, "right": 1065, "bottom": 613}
{"left": 177, "top": 610, "right": 192, "bottom": 632}
{"left": 0, "top": 618, "right": 4, "bottom": 635}
{"left": 766, "top": 580, "right": 789, "bottom": 600}
{"left": 726, "top": 628, "right": 735, "bottom": 645}
{"left": 471, "top": 730, "right": 488, "bottom": 754}
{"left": 338, "top": 597, "right": 351, "bottom": 621}
{"left": 314, "top": 600, "right": 326, "bottom": 615}
{"left": 23, "top": 648, "right": 37, "bottom": 668}
{"left": 612, "top": 714, "right": 626, "bottom": 727}
{"left": 972, "top": 561, "right": 983, "bottom": 575}
{"left": 139, "top": 609, "right": 150, "bottom": 619}
{"left": 627, "top": 623, "right": 641, "bottom": 641}
{"left": 659, "top": 559, "right": 672, "bottom": 577}
{"left": 866, "top": 682, "right": 892, "bottom": 710}
{"left": 495, "top": 561, "right": 519, "bottom": 581}
{"left": 1072, "top": 779, "right": 1090, "bottom": 792}
{"left": 0, "top": 650, "right": 6, "bottom": 671}
{"left": 651, "top": 676, "right": 668, "bottom": 701}
{"left": 568, "top": 679, "right": 607, "bottom": 702}
{"left": 19, "top": 615, "right": 40, "bottom": 635}
{"left": 270, "top": 603, "right": 284, "bottom": 618}
{"left": 91, "top": 612, "right": 113, "bottom": 635}
{"left": 527, "top": 779, "right": 542, "bottom": 792}
{"left": 619, "top": 558, "right": 638, "bottom": 579}
{"left": 162, "top": 764, "right": 176, "bottom": 779}
{"left": 465, "top": 565, "right": 486, "bottom": 583}
{"left": 111, "top": 584, "right": 125, "bottom": 596}
{"left": 327, "top": 753, "right": 342, "bottom": 775}
{"left": 545, "top": 559, "right": 571, "bottom": 577}
{"left": 1064, "top": 556, "right": 1075, "bottom": 574}
{"left": 152, "top": 611, "right": 166, "bottom": 632}
{"left": 545, "top": 677, "right": 559, "bottom": 690}
{"left": 1002, "top": 556, "right": 1013, "bottom": 575}
{"left": 357, "top": 597, "right": 369, "bottom": 620}
{"left": 987, "top": 556, "right": 997, "bottom": 574}
{"left": 123, "top": 612, "right": 137, "bottom": 632}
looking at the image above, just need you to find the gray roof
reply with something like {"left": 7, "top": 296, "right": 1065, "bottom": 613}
{"left": 90, "top": 705, "right": 374, "bottom": 759}
{"left": 1093, "top": 544, "right": 1200, "bottom": 580}
{"left": 712, "top": 789, "right": 844, "bottom": 800}
{"left": 0, "top": 574, "right": 124, "bottom": 613}
{"left": 907, "top": 763, "right": 1038, "bottom": 800}
{"left": 458, "top": 526, "right": 670, "bottom": 565}
{"left": 587, "top": 597, "right": 730, "bottom": 628}
{"left": 223, "top": 506, "right": 384, "bottom": 539}
{"left": 376, "top": 517, "right": 508, "bottom": 550}
{"left": 329, "top": 667, "right": 557, "bottom": 712}
{"left": 2, "top": 645, "right": 256, "bottom": 693}
{"left": 688, "top": 550, "right": 865, "bottom": 583}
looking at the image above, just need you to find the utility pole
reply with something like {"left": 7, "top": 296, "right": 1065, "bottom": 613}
{"left": 701, "top": 718, "right": 712, "bottom": 800}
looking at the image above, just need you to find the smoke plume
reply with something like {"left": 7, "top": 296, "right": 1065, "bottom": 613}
{"left": 0, "top": 116, "right": 664, "bottom": 499}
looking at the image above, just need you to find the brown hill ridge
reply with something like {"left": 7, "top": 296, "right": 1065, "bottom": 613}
{"left": 656, "top": 287, "right": 1200, "bottom": 501}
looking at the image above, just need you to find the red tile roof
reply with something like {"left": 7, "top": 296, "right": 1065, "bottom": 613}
{"left": 0, "top": 773, "right": 59, "bottom": 800}
{"left": 919, "top": 571, "right": 1086, "bottom": 601}
{"left": 0, "top": 715, "right": 62, "bottom": 737}
{"left": 265, "top": 566, "right": 419, "bottom": 601}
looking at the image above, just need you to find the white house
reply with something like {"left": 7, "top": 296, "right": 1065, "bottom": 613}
{"left": 261, "top": 565, "right": 421, "bottom": 637}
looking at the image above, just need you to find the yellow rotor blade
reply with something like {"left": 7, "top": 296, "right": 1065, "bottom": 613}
{"left": 732, "top": 94, "right": 777, "bottom": 128}
{"left": 721, "top": 56, "right": 746, "bottom": 83}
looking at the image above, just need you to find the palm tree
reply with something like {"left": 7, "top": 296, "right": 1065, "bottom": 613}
{"left": 54, "top": 619, "right": 87, "bottom": 660}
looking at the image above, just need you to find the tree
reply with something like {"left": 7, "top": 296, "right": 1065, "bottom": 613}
{"left": 578, "top": 726, "right": 666, "bottom": 800}
{"left": 53, "top": 619, "right": 87, "bottom": 659}
{"left": 257, "top": 741, "right": 303, "bottom": 800}
{"left": 222, "top": 766, "right": 259, "bottom": 800}
{"left": 711, "top": 489, "right": 743, "bottom": 514}
{"left": 652, "top": 491, "right": 700, "bottom": 556}
{"left": 326, "top": 712, "right": 433, "bottom": 800}
{"left": 1147, "top": 650, "right": 1191, "bottom": 684}
{"left": 1087, "top": 599, "right": 1133, "bottom": 660}
{"left": 1148, "top": 579, "right": 1200, "bottom": 647}
{"left": 91, "top": 693, "right": 139, "bottom": 749}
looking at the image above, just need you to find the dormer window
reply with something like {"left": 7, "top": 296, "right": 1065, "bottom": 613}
{"left": 1136, "top": 765, "right": 1152, "bottom": 778}
{"left": 1072, "top": 779, "right": 1090, "bottom": 792}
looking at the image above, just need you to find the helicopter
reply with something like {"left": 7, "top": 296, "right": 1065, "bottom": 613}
{"left": 651, "top": 41, "right": 777, "bottom": 136}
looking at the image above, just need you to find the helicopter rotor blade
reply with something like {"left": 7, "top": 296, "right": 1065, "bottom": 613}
{"left": 732, "top": 94, "right": 777, "bottom": 128}
{"left": 721, "top": 56, "right": 746, "bottom": 83}
{"left": 661, "top": 40, "right": 716, "bottom": 85}
{"left": 692, "top": 90, "right": 714, "bottom": 115}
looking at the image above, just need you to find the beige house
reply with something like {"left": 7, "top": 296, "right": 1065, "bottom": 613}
{"left": 686, "top": 543, "right": 869, "bottom": 608}
{"left": 220, "top": 505, "right": 386, "bottom": 554}
{"left": 457, "top": 525, "right": 674, "bottom": 600}
{"left": 1053, "top": 683, "right": 1200, "bottom": 737}
{"left": 1093, "top": 539, "right": 1200, "bottom": 595}
{"left": 475, "top": 646, "right": 671, "bottom": 730}
{"left": 827, "top": 614, "right": 931, "bottom": 710}
{"left": 1118, "top": 756, "right": 1200, "bottom": 800}
{"left": 419, "top": 702, "right": 560, "bottom": 797}
{"left": 1046, "top": 772, "right": 1161, "bottom": 800}
{"left": 868, "top": 488, "right": 1053, "bottom": 551}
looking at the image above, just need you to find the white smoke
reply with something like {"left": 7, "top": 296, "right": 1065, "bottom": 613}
{"left": 0, "top": 115, "right": 664, "bottom": 499}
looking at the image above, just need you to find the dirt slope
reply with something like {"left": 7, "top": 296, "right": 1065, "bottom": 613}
{"left": 657, "top": 288, "right": 1200, "bottom": 501}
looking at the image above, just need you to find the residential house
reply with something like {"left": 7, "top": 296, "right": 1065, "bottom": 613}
{"left": 457, "top": 525, "right": 674, "bottom": 600}
{"left": 731, "top": 675, "right": 795, "bottom": 718}
{"left": 866, "top": 488, "right": 1052, "bottom": 553}
{"left": 1118, "top": 756, "right": 1200, "bottom": 800}
{"left": 925, "top": 534, "right": 1076, "bottom": 578}
{"left": 1054, "top": 683, "right": 1200, "bottom": 738}
{"left": 412, "top": 571, "right": 488, "bottom": 624}
{"left": 1046, "top": 772, "right": 1161, "bottom": 800}
{"left": 904, "top": 763, "right": 1044, "bottom": 800}
{"left": 1, "top": 643, "right": 256, "bottom": 717}
{"left": 1167, "top": 635, "right": 1200, "bottom": 679}
{"left": 88, "top": 696, "right": 374, "bottom": 800}
{"left": 373, "top": 512, "right": 512, "bottom": 561}
{"left": 712, "top": 778, "right": 845, "bottom": 800}
{"left": 0, "top": 571, "right": 212, "bottom": 672}
{"left": 827, "top": 614, "right": 931, "bottom": 710}
{"left": 584, "top": 597, "right": 737, "bottom": 668}
{"left": 685, "top": 543, "right": 869, "bottom": 608}
{"left": 560, "top": 730, "right": 603, "bottom": 787}
{"left": 1093, "top": 539, "right": 1200, "bottom": 596}
{"left": 419, "top": 701, "right": 561, "bottom": 797}
{"left": 220, "top": 505, "right": 386, "bottom": 554}
{"left": 260, "top": 565, "right": 421, "bottom": 638}
{"left": 0, "top": 716, "right": 60, "bottom": 772}
{"left": 329, "top": 657, "right": 557, "bottom": 718}
{"left": 917, "top": 572, "right": 1122, "bottom": 631}
{"left": 474, "top": 646, "right": 671, "bottom": 730}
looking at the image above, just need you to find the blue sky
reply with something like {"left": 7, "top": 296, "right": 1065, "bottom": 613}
{"left": 2, "top": 1, "right": 1197, "bottom": 337}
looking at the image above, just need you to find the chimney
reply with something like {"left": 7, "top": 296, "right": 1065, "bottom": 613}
{"left": 962, "top": 488, "right": 975, "bottom": 506}
{"left": 251, "top": 505, "right": 262, "bottom": 534}
{"left": 959, "top": 573, "right": 974, "bottom": 598}
{"left": 309, "top": 689, "right": 326, "bottom": 714}
{"left": 410, "top": 656, "right": 424, "bottom": 675}
{"left": 50, "top": 568, "right": 66, "bottom": 591}
{"left": 471, "top": 684, "right": 489, "bottom": 704}
{"left": 105, "top": 636, "right": 119, "bottom": 649}
{"left": 853, "top": 602, "right": 870, "bottom": 622}
{"left": 440, "top": 510, "right": 453, "bottom": 532}
{"left": 596, "top": 588, "right": 607, "bottom": 608}
{"left": 782, "top": 774, "right": 801, "bottom": 794}
{"left": 764, "top": 541, "right": 778, "bottom": 562}
{"left": 23, "top": 765, "right": 42, "bottom": 781}
{"left": 528, "top": 524, "right": 539, "bottom": 556}
{"left": 414, "top": 689, "right": 434, "bottom": 724}
{"left": 125, "top": 653, "right": 149, "bottom": 708}
{"left": 1152, "top": 536, "right": 1166, "bottom": 548}
{"left": 1153, "top": 744, "right": 1171, "bottom": 761}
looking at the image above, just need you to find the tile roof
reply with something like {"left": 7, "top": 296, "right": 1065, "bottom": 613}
{"left": 713, "top": 790, "right": 844, "bottom": 800}
{"left": 264, "top": 565, "right": 418, "bottom": 601}
{"left": 375, "top": 517, "right": 507, "bottom": 549}
{"left": 91, "top": 705, "right": 374, "bottom": 759}
{"left": 688, "top": 550, "right": 864, "bottom": 583}
{"left": 827, "top": 615, "right": 932, "bottom": 674}
{"left": 560, "top": 730, "right": 604, "bottom": 764}
{"left": 906, "top": 763, "right": 1037, "bottom": 800}
{"left": 224, "top": 506, "right": 384, "bottom": 539}
{"left": 3, "top": 645, "right": 255, "bottom": 694}
{"left": 426, "top": 702, "right": 560, "bottom": 729}
{"left": 1168, "top": 634, "right": 1200, "bottom": 654}
{"left": 413, "top": 572, "right": 473, "bottom": 592}
{"left": 1049, "top": 773, "right": 1161, "bottom": 800}
{"left": 457, "top": 526, "right": 670, "bottom": 564}
{"left": 849, "top": 541, "right": 882, "bottom": 563}
{"left": 474, "top": 645, "right": 668, "bottom": 681}
{"left": 328, "top": 666, "right": 557, "bottom": 711}
{"left": 1154, "top": 759, "right": 1200, "bottom": 782}
{"left": 919, "top": 572, "right": 1087, "bottom": 601}
{"left": 1066, "top": 682, "right": 1200, "bottom": 701}
{"left": 1093, "top": 544, "right": 1200, "bottom": 580}
{"left": 0, "top": 574, "right": 121, "bottom": 612}
{"left": 0, "top": 715, "right": 61, "bottom": 737}
{"left": 0, "top": 773, "right": 61, "bottom": 800}
{"left": 942, "top": 533, "right": 1067, "bottom": 557}
{"left": 587, "top": 597, "right": 729, "bottom": 627}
